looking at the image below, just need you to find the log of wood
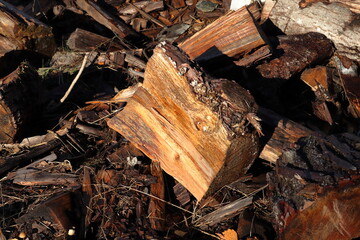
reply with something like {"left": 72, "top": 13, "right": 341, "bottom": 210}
{"left": 16, "top": 191, "right": 80, "bottom": 236}
{"left": 257, "top": 32, "right": 333, "bottom": 79}
{"left": 108, "top": 43, "right": 261, "bottom": 200}
{"left": 267, "top": 133, "right": 360, "bottom": 240}
{"left": 258, "top": 107, "right": 316, "bottom": 163}
{"left": 179, "top": 5, "right": 267, "bottom": 64}
{"left": 67, "top": 28, "right": 124, "bottom": 52}
{"left": 0, "top": 63, "right": 42, "bottom": 143}
{"left": 269, "top": 0, "right": 360, "bottom": 60}
{"left": 0, "top": 0, "right": 56, "bottom": 57}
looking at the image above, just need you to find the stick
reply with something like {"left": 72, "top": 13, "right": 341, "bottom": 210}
{"left": 60, "top": 53, "right": 89, "bottom": 103}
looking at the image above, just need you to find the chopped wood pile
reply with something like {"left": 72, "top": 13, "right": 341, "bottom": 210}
{"left": 0, "top": 0, "right": 359, "bottom": 239}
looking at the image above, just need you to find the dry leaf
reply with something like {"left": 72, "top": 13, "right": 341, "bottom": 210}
{"left": 217, "top": 229, "right": 238, "bottom": 240}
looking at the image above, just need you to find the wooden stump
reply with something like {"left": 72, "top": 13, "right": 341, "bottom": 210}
{"left": 108, "top": 43, "right": 261, "bottom": 200}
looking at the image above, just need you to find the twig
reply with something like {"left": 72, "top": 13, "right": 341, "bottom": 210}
{"left": 130, "top": 3, "right": 166, "bottom": 27}
{"left": 60, "top": 53, "right": 90, "bottom": 103}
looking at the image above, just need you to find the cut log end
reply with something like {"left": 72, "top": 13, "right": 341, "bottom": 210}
{"left": 108, "top": 43, "right": 261, "bottom": 200}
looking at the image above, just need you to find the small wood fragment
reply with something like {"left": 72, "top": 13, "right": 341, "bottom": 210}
{"left": 148, "top": 162, "right": 166, "bottom": 231}
{"left": 194, "top": 196, "right": 253, "bottom": 228}
{"left": 173, "top": 181, "right": 191, "bottom": 206}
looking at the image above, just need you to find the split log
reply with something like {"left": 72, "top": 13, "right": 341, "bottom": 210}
{"left": 0, "top": 0, "right": 56, "bottom": 57}
{"left": 267, "top": 133, "right": 360, "bottom": 240}
{"left": 179, "top": 5, "right": 267, "bottom": 64}
{"left": 0, "top": 63, "right": 42, "bottom": 143}
{"left": 269, "top": 0, "right": 360, "bottom": 60}
{"left": 108, "top": 43, "right": 261, "bottom": 200}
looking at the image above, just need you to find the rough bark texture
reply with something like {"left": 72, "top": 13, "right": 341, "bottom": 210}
{"left": 270, "top": 0, "right": 360, "bottom": 60}
{"left": 0, "top": 63, "right": 42, "bottom": 143}
{"left": 0, "top": 0, "right": 56, "bottom": 57}
{"left": 108, "top": 43, "right": 260, "bottom": 200}
{"left": 257, "top": 33, "right": 333, "bottom": 79}
{"left": 268, "top": 133, "right": 360, "bottom": 239}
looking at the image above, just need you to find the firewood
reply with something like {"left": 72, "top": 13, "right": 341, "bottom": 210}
{"left": 0, "top": 63, "right": 42, "bottom": 143}
{"left": 67, "top": 28, "right": 124, "bottom": 51}
{"left": 108, "top": 43, "right": 261, "bottom": 200}
{"left": 0, "top": 0, "right": 56, "bottom": 57}
{"left": 73, "top": 0, "right": 143, "bottom": 42}
{"left": 193, "top": 196, "right": 253, "bottom": 228}
{"left": 257, "top": 33, "right": 333, "bottom": 79}
{"left": 179, "top": 5, "right": 268, "bottom": 64}
{"left": 258, "top": 107, "right": 316, "bottom": 163}
{"left": 16, "top": 191, "right": 80, "bottom": 235}
{"left": 269, "top": 0, "right": 360, "bottom": 60}
{"left": 267, "top": 133, "right": 360, "bottom": 239}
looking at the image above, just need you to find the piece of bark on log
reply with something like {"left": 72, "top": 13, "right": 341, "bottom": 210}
{"left": 269, "top": 0, "right": 360, "bottom": 60}
{"left": 257, "top": 32, "right": 333, "bottom": 79}
{"left": 0, "top": 63, "right": 42, "bottom": 143}
{"left": 179, "top": 5, "right": 267, "bottom": 64}
{"left": 267, "top": 133, "right": 360, "bottom": 240}
{"left": 0, "top": 0, "right": 56, "bottom": 57}
{"left": 108, "top": 43, "right": 261, "bottom": 200}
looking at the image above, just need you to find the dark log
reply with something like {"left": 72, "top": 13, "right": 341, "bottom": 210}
{"left": 0, "top": 0, "right": 56, "bottom": 57}
{"left": 267, "top": 133, "right": 360, "bottom": 240}
{"left": 0, "top": 63, "right": 42, "bottom": 143}
{"left": 257, "top": 33, "right": 333, "bottom": 79}
{"left": 67, "top": 28, "right": 124, "bottom": 51}
{"left": 16, "top": 191, "right": 81, "bottom": 236}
